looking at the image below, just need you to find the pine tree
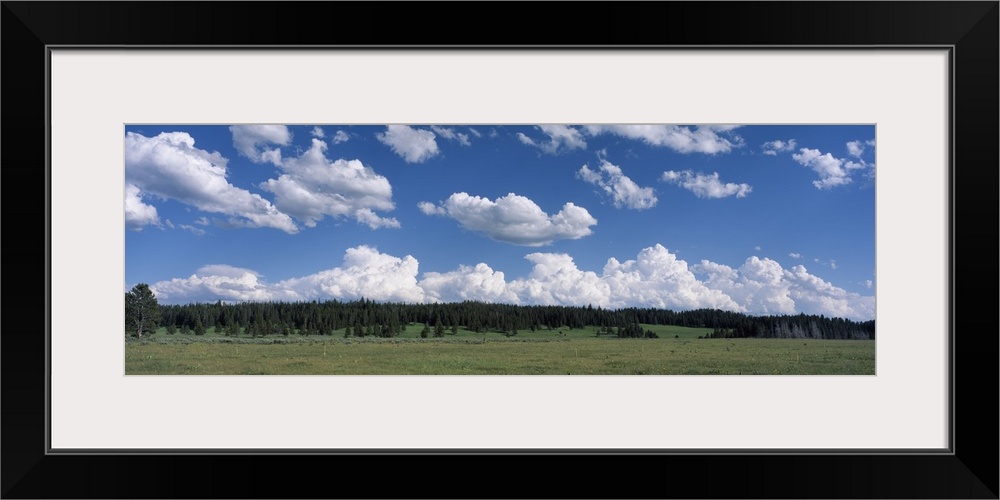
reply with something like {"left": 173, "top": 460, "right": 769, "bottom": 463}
{"left": 125, "top": 283, "right": 161, "bottom": 338}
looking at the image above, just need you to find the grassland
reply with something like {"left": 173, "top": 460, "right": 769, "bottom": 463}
{"left": 125, "top": 324, "right": 874, "bottom": 375}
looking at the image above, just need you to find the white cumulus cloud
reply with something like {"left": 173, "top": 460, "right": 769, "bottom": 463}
{"left": 151, "top": 246, "right": 425, "bottom": 304}
{"left": 426, "top": 246, "right": 743, "bottom": 312}
{"left": 150, "top": 264, "right": 276, "bottom": 304}
{"left": 149, "top": 245, "right": 874, "bottom": 320}
{"left": 516, "top": 125, "right": 587, "bottom": 155}
{"left": 599, "top": 245, "right": 743, "bottom": 311}
{"left": 846, "top": 140, "right": 865, "bottom": 157}
{"left": 577, "top": 160, "right": 657, "bottom": 210}
{"left": 693, "top": 257, "right": 873, "bottom": 320}
{"left": 260, "top": 138, "right": 399, "bottom": 230}
{"left": 311, "top": 126, "right": 325, "bottom": 138}
{"left": 419, "top": 263, "right": 520, "bottom": 304}
{"left": 695, "top": 257, "right": 796, "bottom": 316}
{"left": 352, "top": 208, "right": 400, "bottom": 230}
{"left": 229, "top": 125, "right": 291, "bottom": 165}
{"left": 419, "top": 192, "right": 597, "bottom": 246}
{"left": 417, "top": 201, "right": 445, "bottom": 216}
{"left": 125, "top": 131, "right": 299, "bottom": 234}
{"left": 509, "top": 253, "right": 611, "bottom": 307}
{"left": 789, "top": 252, "right": 802, "bottom": 259}
{"left": 584, "top": 125, "right": 742, "bottom": 154}
{"left": 430, "top": 125, "right": 471, "bottom": 146}
{"left": 785, "top": 265, "right": 873, "bottom": 319}
{"left": 848, "top": 139, "right": 876, "bottom": 173}
{"left": 792, "top": 147, "right": 871, "bottom": 190}
{"left": 277, "top": 245, "right": 425, "bottom": 303}
{"left": 762, "top": 138, "right": 797, "bottom": 155}
{"left": 661, "top": 170, "right": 752, "bottom": 199}
{"left": 332, "top": 130, "right": 350, "bottom": 144}
{"left": 124, "top": 183, "right": 161, "bottom": 229}
{"left": 376, "top": 125, "right": 440, "bottom": 163}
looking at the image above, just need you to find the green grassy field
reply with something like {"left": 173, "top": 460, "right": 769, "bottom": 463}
{"left": 126, "top": 324, "right": 874, "bottom": 375}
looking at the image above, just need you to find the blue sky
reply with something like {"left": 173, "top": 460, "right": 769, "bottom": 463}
{"left": 125, "top": 124, "right": 876, "bottom": 320}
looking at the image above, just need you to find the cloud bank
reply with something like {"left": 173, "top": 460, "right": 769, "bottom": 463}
{"left": 151, "top": 244, "right": 875, "bottom": 320}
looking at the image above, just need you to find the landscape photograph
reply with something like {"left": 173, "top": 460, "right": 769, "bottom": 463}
{"left": 124, "top": 124, "right": 876, "bottom": 375}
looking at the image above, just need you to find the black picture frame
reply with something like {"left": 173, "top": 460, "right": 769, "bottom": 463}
{"left": 3, "top": 2, "right": 996, "bottom": 498}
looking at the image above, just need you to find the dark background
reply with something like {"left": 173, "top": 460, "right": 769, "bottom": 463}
{"left": 3, "top": 2, "right": 997, "bottom": 498}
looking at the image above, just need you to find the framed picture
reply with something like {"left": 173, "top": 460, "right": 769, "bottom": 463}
{"left": 5, "top": 2, "right": 996, "bottom": 498}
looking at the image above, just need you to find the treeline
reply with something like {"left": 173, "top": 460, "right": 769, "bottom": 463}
{"left": 157, "top": 299, "right": 874, "bottom": 340}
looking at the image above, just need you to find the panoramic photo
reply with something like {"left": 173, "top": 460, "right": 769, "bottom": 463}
{"left": 124, "top": 124, "right": 875, "bottom": 375}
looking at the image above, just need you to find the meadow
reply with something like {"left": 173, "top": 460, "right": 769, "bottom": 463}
{"left": 125, "top": 324, "right": 875, "bottom": 375}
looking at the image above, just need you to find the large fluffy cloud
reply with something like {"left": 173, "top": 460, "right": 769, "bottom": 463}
{"left": 418, "top": 192, "right": 597, "bottom": 246}
{"left": 661, "top": 170, "right": 752, "bottom": 199}
{"left": 419, "top": 263, "right": 519, "bottom": 303}
{"left": 694, "top": 257, "right": 796, "bottom": 315}
{"left": 260, "top": 138, "right": 399, "bottom": 229}
{"left": 583, "top": 125, "right": 742, "bottom": 154}
{"left": 277, "top": 245, "right": 425, "bottom": 303}
{"left": 599, "top": 245, "right": 743, "bottom": 311}
{"left": 577, "top": 160, "right": 657, "bottom": 210}
{"left": 125, "top": 132, "right": 299, "bottom": 233}
{"left": 151, "top": 245, "right": 874, "bottom": 320}
{"left": 791, "top": 147, "right": 870, "bottom": 190}
{"left": 376, "top": 125, "right": 439, "bottom": 163}
{"left": 509, "top": 253, "right": 611, "bottom": 306}
{"left": 516, "top": 125, "right": 587, "bottom": 155}
{"left": 229, "top": 125, "right": 291, "bottom": 165}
